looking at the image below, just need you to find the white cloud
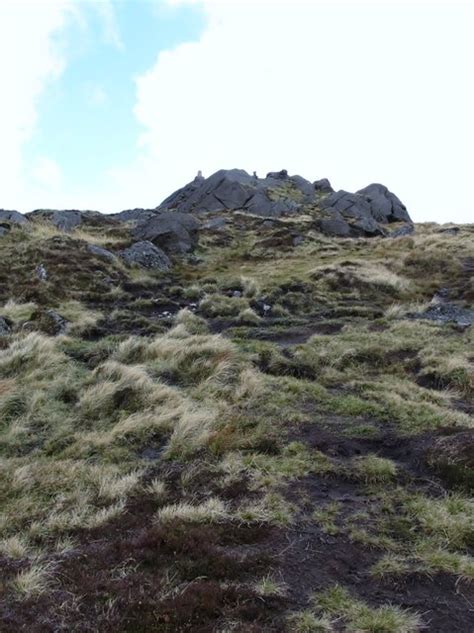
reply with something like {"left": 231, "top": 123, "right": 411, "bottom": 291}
{"left": 94, "top": 0, "right": 123, "bottom": 49}
{"left": 0, "top": 1, "right": 74, "bottom": 208}
{"left": 32, "top": 156, "right": 62, "bottom": 191}
{"left": 125, "top": 0, "right": 473, "bottom": 222}
{"left": 0, "top": 1, "right": 471, "bottom": 222}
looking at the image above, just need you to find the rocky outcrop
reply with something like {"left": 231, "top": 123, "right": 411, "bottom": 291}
{"left": 156, "top": 169, "right": 315, "bottom": 219}
{"left": 28, "top": 209, "right": 118, "bottom": 231}
{"left": 155, "top": 169, "right": 412, "bottom": 237}
{"left": 356, "top": 184, "right": 411, "bottom": 223}
{"left": 132, "top": 211, "right": 199, "bottom": 254}
{"left": 313, "top": 178, "right": 334, "bottom": 194}
{"left": 120, "top": 241, "right": 171, "bottom": 271}
{"left": 0, "top": 209, "right": 28, "bottom": 225}
{"left": 1, "top": 169, "right": 413, "bottom": 242}
{"left": 111, "top": 208, "right": 158, "bottom": 224}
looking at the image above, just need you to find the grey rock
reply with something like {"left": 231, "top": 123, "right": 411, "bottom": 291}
{"left": 35, "top": 264, "right": 48, "bottom": 281}
{"left": 409, "top": 303, "right": 474, "bottom": 327}
{"left": 293, "top": 235, "right": 304, "bottom": 246}
{"left": 45, "top": 309, "right": 68, "bottom": 335}
{"left": 28, "top": 209, "right": 117, "bottom": 232}
{"left": 156, "top": 168, "right": 309, "bottom": 218}
{"left": 0, "top": 316, "right": 11, "bottom": 336}
{"left": 133, "top": 211, "right": 199, "bottom": 254}
{"left": 389, "top": 224, "right": 415, "bottom": 238}
{"left": 356, "top": 183, "right": 411, "bottom": 223}
{"left": 287, "top": 174, "right": 315, "bottom": 198}
{"left": 112, "top": 208, "right": 158, "bottom": 224}
{"left": 31, "top": 209, "right": 83, "bottom": 231}
{"left": 0, "top": 227, "right": 9, "bottom": 237}
{"left": 266, "top": 170, "right": 288, "bottom": 180}
{"left": 320, "top": 185, "right": 411, "bottom": 236}
{"left": 245, "top": 190, "right": 300, "bottom": 217}
{"left": 437, "top": 226, "right": 460, "bottom": 236}
{"left": 314, "top": 178, "right": 334, "bottom": 194}
{"left": 202, "top": 216, "right": 228, "bottom": 230}
{"left": 319, "top": 217, "right": 351, "bottom": 237}
{"left": 0, "top": 209, "right": 27, "bottom": 225}
{"left": 87, "top": 243, "right": 116, "bottom": 261}
{"left": 120, "top": 241, "right": 171, "bottom": 271}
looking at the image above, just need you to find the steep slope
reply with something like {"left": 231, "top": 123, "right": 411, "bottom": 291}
{"left": 0, "top": 177, "right": 473, "bottom": 632}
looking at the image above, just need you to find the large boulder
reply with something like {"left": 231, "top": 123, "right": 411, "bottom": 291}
{"left": 0, "top": 209, "right": 27, "bottom": 225}
{"left": 132, "top": 211, "right": 199, "bottom": 254}
{"left": 313, "top": 178, "right": 334, "bottom": 194}
{"left": 155, "top": 170, "right": 412, "bottom": 237}
{"left": 120, "top": 241, "right": 171, "bottom": 271}
{"left": 319, "top": 191, "right": 384, "bottom": 236}
{"left": 87, "top": 243, "right": 116, "bottom": 262}
{"left": 356, "top": 183, "right": 411, "bottom": 223}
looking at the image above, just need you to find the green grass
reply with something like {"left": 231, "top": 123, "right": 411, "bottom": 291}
{"left": 0, "top": 219, "right": 472, "bottom": 629}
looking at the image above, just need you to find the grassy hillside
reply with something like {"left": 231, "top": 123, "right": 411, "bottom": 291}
{"left": 0, "top": 217, "right": 473, "bottom": 632}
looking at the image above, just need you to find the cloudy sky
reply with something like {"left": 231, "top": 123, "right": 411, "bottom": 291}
{"left": 0, "top": 0, "right": 472, "bottom": 222}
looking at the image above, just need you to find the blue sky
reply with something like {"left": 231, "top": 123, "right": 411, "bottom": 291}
{"left": 24, "top": 1, "right": 205, "bottom": 200}
{"left": 0, "top": 1, "right": 472, "bottom": 222}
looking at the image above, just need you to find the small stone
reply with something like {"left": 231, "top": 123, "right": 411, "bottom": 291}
{"left": 35, "top": 264, "right": 48, "bottom": 281}
{"left": 0, "top": 316, "right": 11, "bottom": 336}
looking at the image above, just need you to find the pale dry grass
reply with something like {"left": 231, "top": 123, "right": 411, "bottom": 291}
{"left": 156, "top": 497, "right": 227, "bottom": 523}
{"left": 0, "top": 299, "right": 37, "bottom": 322}
{"left": 12, "top": 563, "right": 53, "bottom": 597}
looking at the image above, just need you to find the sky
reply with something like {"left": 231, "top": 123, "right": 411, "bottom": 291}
{"left": 0, "top": 0, "right": 472, "bottom": 223}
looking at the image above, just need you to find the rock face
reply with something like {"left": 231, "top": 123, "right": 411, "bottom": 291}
{"left": 1, "top": 169, "right": 413, "bottom": 242}
{"left": 120, "top": 241, "right": 171, "bottom": 271}
{"left": 28, "top": 209, "right": 118, "bottom": 231}
{"left": 0, "top": 209, "right": 28, "bottom": 225}
{"left": 111, "top": 208, "right": 158, "bottom": 224}
{"left": 156, "top": 169, "right": 315, "bottom": 219}
{"left": 155, "top": 169, "right": 412, "bottom": 237}
{"left": 356, "top": 184, "right": 411, "bottom": 223}
{"left": 132, "top": 211, "right": 199, "bottom": 254}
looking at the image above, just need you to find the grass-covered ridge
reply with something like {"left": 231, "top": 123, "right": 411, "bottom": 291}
{"left": 0, "top": 217, "right": 473, "bottom": 631}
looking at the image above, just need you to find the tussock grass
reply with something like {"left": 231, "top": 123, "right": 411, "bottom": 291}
{"left": 156, "top": 497, "right": 227, "bottom": 523}
{"left": 199, "top": 294, "right": 249, "bottom": 318}
{"left": 12, "top": 563, "right": 53, "bottom": 597}
{"left": 0, "top": 333, "right": 66, "bottom": 379}
{"left": 310, "top": 260, "right": 412, "bottom": 295}
{"left": 254, "top": 574, "right": 287, "bottom": 597}
{"left": 287, "top": 610, "right": 333, "bottom": 632}
{"left": 57, "top": 300, "right": 102, "bottom": 335}
{"left": 0, "top": 535, "right": 31, "bottom": 559}
{"left": 0, "top": 299, "right": 37, "bottom": 322}
{"left": 351, "top": 454, "right": 398, "bottom": 483}
{"left": 312, "top": 585, "right": 422, "bottom": 632}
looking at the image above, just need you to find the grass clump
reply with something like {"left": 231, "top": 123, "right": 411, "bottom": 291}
{"left": 351, "top": 454, "right": 398, "bottom": 484}
{"left": 287, "top": 610, "right": 333, "bottom": 632}
{"left": 312, "top": 584, "right": 422, "bottom": 632}
{"left": 11, "top": 563, "right": 52, "bottom": 597}
{"left": 156, "top": 497, "right": 227, "bottom": 524}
